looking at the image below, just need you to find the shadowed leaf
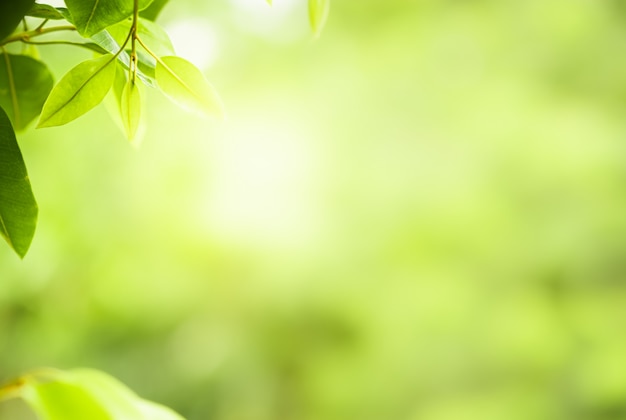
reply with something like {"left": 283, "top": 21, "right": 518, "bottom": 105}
{"left": 0, "top": 53, "right": 54, "bottom": 130}
{"left": 0, "top": 107, "right": 37, "bottom": 258}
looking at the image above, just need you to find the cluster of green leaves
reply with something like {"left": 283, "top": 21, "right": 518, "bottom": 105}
{"left": 0, "top": 0, "right": 228, "bottom": 259}
{"left": 0, "top": 0, "right": 329, "bottom": 260}
{"left": 0, "top": 368, "right": 184, "bottom": 420}
{"left": 0, "top": 0, "right": 329, "bottom": 415}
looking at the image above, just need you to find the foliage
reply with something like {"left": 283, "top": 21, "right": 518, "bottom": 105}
{"left": 0, "top": 0, "right": 329, "bottom": 419}
{"left": 1, "top": 369, "right": 183, "bottom": 420}
{"left": 0, "top": 0, "right": 329, "bottom": 259}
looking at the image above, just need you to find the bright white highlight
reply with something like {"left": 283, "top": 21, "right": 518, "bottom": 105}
{"left": 229, "top": 0, "right": 305, "bottom": 42}
{"left": 206, "top": 117, "right": 321, "bottom": 250}
{"left": 164, "top": 19, "right": 219, "bottom": 70}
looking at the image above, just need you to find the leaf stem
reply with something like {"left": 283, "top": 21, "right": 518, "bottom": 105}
{"left": 34, "top": 19, "right": 49, "bottom": 33}
{"left": 130, "top": 0, "right": 140, "bottom": 83}
{"left": 0, "top": 25, "right": 76, "bottom": 47}
{"left": 135, "top": 36, "right": 163, "bottom": 68}
{"left": 20, "top": 39, "right": 108, "bottom": 54}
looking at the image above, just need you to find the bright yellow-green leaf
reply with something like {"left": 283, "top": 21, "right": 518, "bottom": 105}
{"left": 108, "top": 17, "right": 175, "bottom": 57}
{"left": 121, "top": 79, "right": 141, "bottom": 140}
{"left": 155, "top": 56, "right": 224, "bottom": 118}
{"left": 21, "top": 381, "right": 111, "bottom": 420}
{"left": 0, "top": 53, "right": 53, "bottom": 131}
{"left": 11, "top": 368, "right": 187, "bottom": 420}
{"left": 136, "top": 399, "right": 186, "bottom": 420}
{"left": 266, "top": 0, "right": 272, "bottom": 5}
{"left": 69, "top": 369, "right": 144, "bottom": 419}
{"left": 0, "top": 107, "right": 37, "bottom": 258}
{"left": 103, "top": 63, "right": 127, "bottom": 124}
{"left": 37, "top": 54, "right": 116, "bottom": 128}
{"left": 308, "top": 0, "right": 330, "bottom": 36}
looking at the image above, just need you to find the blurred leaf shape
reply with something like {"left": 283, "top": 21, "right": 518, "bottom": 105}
{"left": 0, "top": 106, "right": 38, "bottom": 258}
{"left": 0, "top": 0, "right": 35, "bottom": 41}
{"left": 121, "top": 79, "right": 141, "bottom": 140}
{"left": 108, "top": 17, "right": 175, "bottom": 67}
{"left": 18, "top": 368, "right": 186, "bottom": 420}
{"left": 155, "top": 56, "right": 224, "bottom": 118}
{"left": 0, "top": 53, "right": 54, "bottom": 131}
{"left": 38, "top": 54, "right": 117, "bottom": 128}
{"left": 26, "top": 3, "right": 65, "bottom": 20}
{"left": 309, "top": 0, "right": 330, "bottom": 36}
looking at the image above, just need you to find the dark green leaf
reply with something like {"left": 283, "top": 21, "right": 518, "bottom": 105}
{"left": 0, "top": 0, "right": 35, "bottom": 41}
{"left": 140, "top": 0, "right": 170, "bottom": 21}
{"left": 0, "top": 53, "right": 54, "bottom": 131}
{"left": 65, "top": 0, "right": 155, "bottom": 37}
{"left": 26, "top": 3, "right": 65, "bottom": 20}
{"left": 37, "top": 54, "right": 117, "bottom": 128}
{"left": 0, "top": 106, "right": 37, "bottom": 258}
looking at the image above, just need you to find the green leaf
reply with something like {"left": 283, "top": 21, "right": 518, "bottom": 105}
{"left": 15, "top": 368, "right": 187, "bottom": 420}
{"left": 26, "top": 3, "right": 65, "bottom": 20}
{"left": 0, "top": 0, "right": 35, "bottom": 41}
{"left": 140, "top": 0, "right": 170, "bottom": 21}
{"left": 0, "top": 53, "right": 54, "bottom": 131}
{"left": 105, "top": 17, "right": 174, "bottom": 79}
{"left": 0, "top": 106, "right": 38, "bottom": 258}
{"left": 108, "top": 17, "right": 175, "bottom": 58}
{"left": 266, "top": 0, "right": 272, "bottom": 5}
{"left": 37, "top": 54, "right": 116, "bottom": 128}
{"left": 155, "top": 56, "right": 224, "bottom": 118}
{"left": 69, "top": 369, "right": 144, "bottom": 419}
{"left": 121, "top": 79, "right": 141, "bottom": 140}
{"left": 308, "top": 0, "right": 330, "bottom": 37}
{"left": 64, "top": 0, "right": 155, "bottom": 37}
{"left": 136, "top": 400, "right": 185, "bottom": 420}
{"left": 21, "top": 381, "right": 111, "bottom": 420}
{"left": 91, "top": 30, "right": 155, "bottom": 87}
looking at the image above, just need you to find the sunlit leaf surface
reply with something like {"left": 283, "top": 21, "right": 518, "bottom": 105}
{"left": 37, "top": 54, "right": 116, "bottom": 128}
{"left": 155, "top": 56, "right": 223, "bottom": 118}
{"left": 121, "top": 79, "right": 141, "bottom": 140}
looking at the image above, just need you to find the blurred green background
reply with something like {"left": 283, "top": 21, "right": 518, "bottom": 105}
{"left": 4, "top": 0, "right": 626, "bottom": 418}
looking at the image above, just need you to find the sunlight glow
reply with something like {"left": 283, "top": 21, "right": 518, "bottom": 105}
{"left": 164, "top": 19, "right": 219, "bottom": 70}
{"left": 229, "top": 0, "right": 306, "bottom": 42}
{"left": 205, "top": 116, "right": 323, "bottom": 251}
